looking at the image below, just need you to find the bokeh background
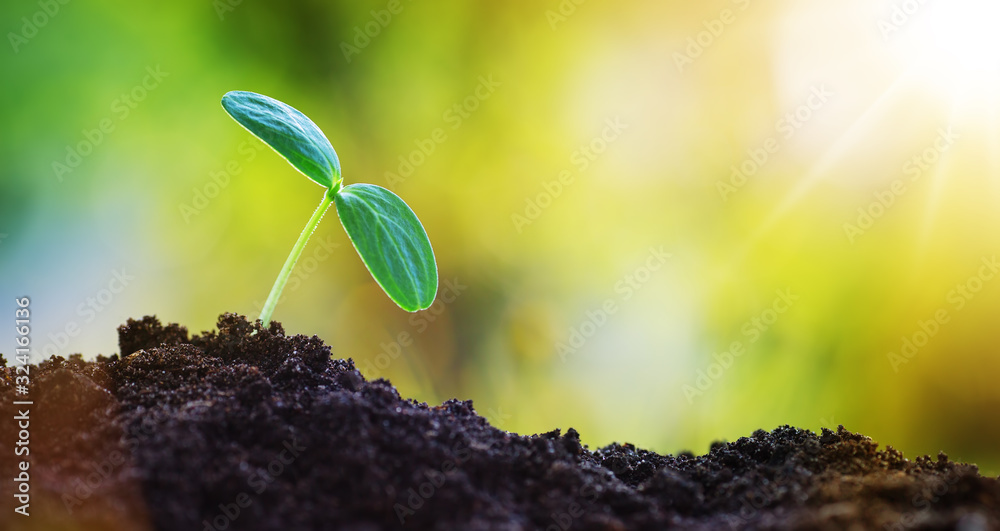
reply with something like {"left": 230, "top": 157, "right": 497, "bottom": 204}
{"left": 3, "top": 0, "right": 1000, "bottom": 474}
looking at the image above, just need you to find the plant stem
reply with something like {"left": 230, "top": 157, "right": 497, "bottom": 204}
{"left": 259, "top": 189, "right": 335, "bottom": 327}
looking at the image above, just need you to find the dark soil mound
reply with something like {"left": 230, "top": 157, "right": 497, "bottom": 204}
{"left": 2, "top": 314, "right": 998, "bottom": 530}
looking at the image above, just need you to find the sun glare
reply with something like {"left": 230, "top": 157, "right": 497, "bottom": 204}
{"left": 928, "top": 1, "right": 1000, "bottom": 73}
{"left": 892, "top": 0, "right": 1000, "bottom": 98}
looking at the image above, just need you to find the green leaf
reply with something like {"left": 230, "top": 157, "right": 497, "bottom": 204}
{"left": 334, "top": 184, "right": 438, "bottom": 311}
{"left": 221, "top": 91, "right": 341, "bottom": 189}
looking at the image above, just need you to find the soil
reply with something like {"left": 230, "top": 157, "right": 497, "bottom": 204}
{"left": 2, "top": 314, "right": 998, "bottom": 530}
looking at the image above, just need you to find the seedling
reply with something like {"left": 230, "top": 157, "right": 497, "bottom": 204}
{"left": 221, "top": 91, "right": 437, "bottom": 326}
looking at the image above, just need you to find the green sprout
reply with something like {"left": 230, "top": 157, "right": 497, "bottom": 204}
{"left": 221, "top": 90, "right": 438, "bottom": 326}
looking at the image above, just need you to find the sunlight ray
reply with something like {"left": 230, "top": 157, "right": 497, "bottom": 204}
{"left": 989, "top": 94, "right": 1000, "bottom": 198}
{"left": 912, "top": 95, "right": 967, "bottom": 268}
{"left": 736, "top": 73, "right": 912, "bottom": 256}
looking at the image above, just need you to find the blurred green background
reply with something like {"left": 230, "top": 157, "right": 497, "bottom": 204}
{"left": 3, "top": 0, "right": 1000, "bottom": 474}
